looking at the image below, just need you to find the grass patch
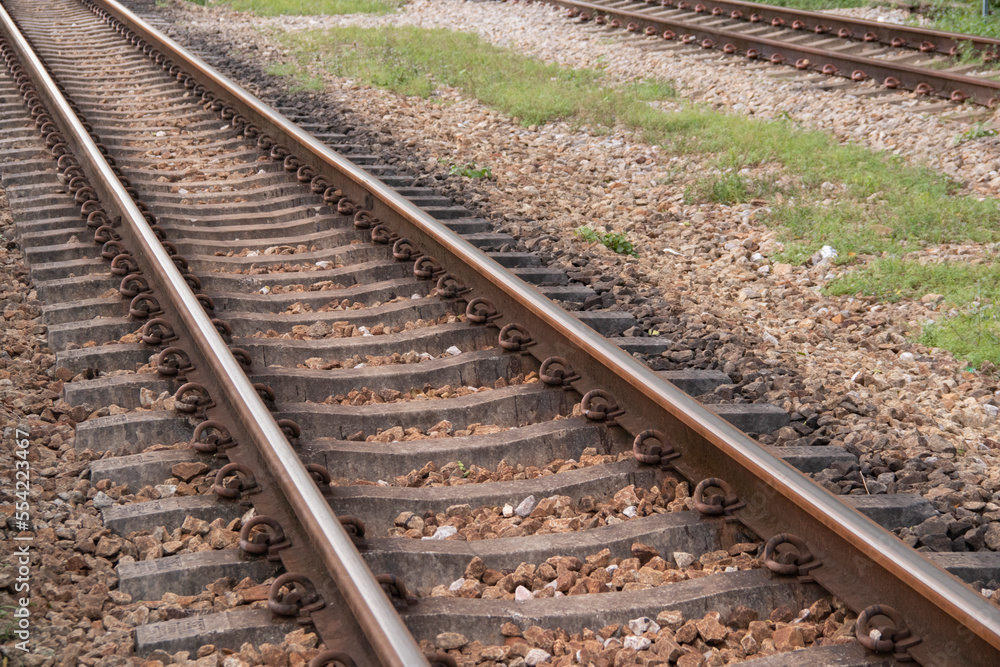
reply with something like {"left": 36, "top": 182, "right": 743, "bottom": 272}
{"left": 684, "top": 168, "right": 783, "bottom": 205}
{"left": 273, "top": 26, "right": 1000, "bottom": 256}
{"left": 186, "top": 0, "right": 401, "bottom": 15}
{"left": 265, "top": 62, "right": 324, "bottom": 91}
{"left": 273, "top": 24, "right": 1000, "bottom": 363}
{"left": 919, "top": 311, "right": 1000, "bottom": 368}
{"left": 274, "top": 27, "right": 676, "bottom": 127}
{"left": 918, "top": 2, "right": 1000, "bottom": 40}
{"left": 575, "top": 226, "right": 639, "bottom": 257}
{"left": 448, "top": 163, "right": 493, "bottom": 179}
{"left": 826, "top": 257, "right": 1000, "bottom": 304}
{"left": 742, "top": 0, "right": 865, "bottom": 9}
{"left": 826, "top": 258, "right": 1000, "bottom": 365}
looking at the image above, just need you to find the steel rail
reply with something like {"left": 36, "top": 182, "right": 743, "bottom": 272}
{"left": 89, "top": 0, "right": 1000, "bottom": 663}
{"left": 0, "top": 4, "right": 427, "bottom": 666}
{"left": 545, "top": 0, "right": 1000, "bottom": 105}
{"left": 620, "top": 0, "right": 1000, "bottom": 54}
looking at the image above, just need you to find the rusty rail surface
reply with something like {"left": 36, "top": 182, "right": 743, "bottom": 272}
{"left": 0, "top": 3, "right": 426, "bottom": 666}
{"left": 3, "top": 0, "right": 1000, "bottom": 662}
{"left": 542, "top": 0, "right": 1000, "bottom": 106}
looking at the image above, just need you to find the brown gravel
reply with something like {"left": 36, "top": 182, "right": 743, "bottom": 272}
{"left": 0, "top": 179, "right": 331, "bottom": 663}
{"left": 360, "top": 449, "right": 622, "bottom": 488}
{"left": 311, "top": 372, "right": 537, "bottom": 406}
{"left": 145, "top": 0, "right": 1000, "bottom": 562}
{"left": 388, "top": 481, "right": 694, "bottom": 540}
{"left": 293, "top": 347, "right": 496, "bottom": 370}
{"left": 421, "top": 598, "right": 857, "bottom": 666}
{"left": 425, "top": 542, "right": 761, "bottom": 601}
{"left": 251, "top": 313, "right": 463, "bottom": 339}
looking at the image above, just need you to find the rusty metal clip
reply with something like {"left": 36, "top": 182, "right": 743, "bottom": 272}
{"left": 239, "top": 515, "right": 291, "bottom": 561}
{"left": 339, "top": 516, "right": 366, "bottom": 545}
{"left": 435, "top": 273, "right": 470, "bottom": 298}
{"left": 119, "top": 274, "right": 149, "bottom": 299}
{"left": 465, "top": 297, "right": 500, "bottom": 324}
{"left": 174, "top": 382, "right": 213, "bottom": 415}
{"left": 306, "top": 463, "right": 334, "bottom": 497}
{"left": 101, "top": 240, "right": 127, "bottom": 261}
{"left": 855, "top": 604, "right": 920, "bottom": 661}
{"left": 498, "top": 323, "right": 534, "bottom": 351}
{"left": 376, "top": 574, "right": 416, "bottom": 610}
{"left": 414, "top": 256, "right": 444, "bottom": 280}
{"left": 141, "top": 318, "right": 176, "bottom": 345}
{"left": 354, "top": 209, "right": 377, "bottom": 229}
{"left": 580, "top": 389, "right": 625, "bottom": 425}
{"left": 392, "top": 238, "right": 421, "bottom": 261}
{"left": 693, "top": 477, "right": 744, "bottom": 518}
{"left": 252, "top": 383, "right": 276, "bottom": 406}
{"left": 230, "top": 347, "right": 252, "bottom": 370}
{"left": 129, "top": 294, "right": 162, "bottom": 320}
{"left": 308, "top": 651, "right": 357, "bottom": 667}
{"left": 632, "top": 429, "right": 681, "bottom": 467}
{"left": 212, "top": 462, "right": 259, "bottom": 500}
{"left": 156, "top": 347, "right": 193, "bottom": 377}
{"left": 93, "top": 225, "right": 119, "bottom": 245}
{"left": 111, "top": 253, "right": 139, "bottom": 276}
{"left": 268, "top": 573, "right": 325, "bottom": 622}
{"left": 371, "top": 224, "right": 398, "bottom": 245}
{"left": 539, "top": 356, "right": 580, "bottom": 389}
{"left": 191, "top": 420, "right": 234, "bottom": 455}
{"left": 277, "top": 419, "right": 301, "bottom": 441}
{"left": 763, "top": 533, "right": 821, "bottom": 582}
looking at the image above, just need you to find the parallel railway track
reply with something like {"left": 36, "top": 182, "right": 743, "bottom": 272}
{"left": 0, "top": 0, "right": 999, "bottom": 664}
{"left": 542, "top": 0, "right": 1000, "bottom": 107}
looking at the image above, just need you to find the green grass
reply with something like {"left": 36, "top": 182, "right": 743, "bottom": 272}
{"left": 742, "top": 0, "right": 865, "bottom": 9}
{"left": 274, "top": 27, "right": 675, "bottom": 127}
{"left": 185, "top": 0, "right": 401, "bottom": 15}
{"left": 265, "top": 62, "right": 324, "bottom": 91}
{"left": 826, "top": 258, "right": 1000, "bottom": 304}
{"left": 919, "top": 311, "right": 1000, "bottom": 368}
{"left": 271, "top": 24, "right": 1000, "bottom": 365}
{"left": 826, "top": 258, "right": 1000, "bottom": 365}
{"left": 575, "top": 226, "right": 639, "bottom": 257}
{"left": 448, "top": 163, "right": 493, "bottom": 179}
{"left": 918, "top": 2, "right": 1000, "bottom": 40}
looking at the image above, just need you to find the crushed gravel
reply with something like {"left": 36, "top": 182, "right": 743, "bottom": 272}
{"left": 143, "top": 0, "right": 1000, "bottom": 564}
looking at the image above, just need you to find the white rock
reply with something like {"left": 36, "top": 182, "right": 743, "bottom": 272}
{"left": 524, "top": 649, "right": 552, "bottom": 666}
{"left": 422, "top": 525, "right": 457, "bottom": 540}
{"left": 515, "top": 495, "right": 537, "bottom": 517}
{"left": 762, "top": 332, "right": 779, "bottom": 345}
{"left": 820, "top": 245, "right": 838, "bottom": 260}
{"left": 898, "top": 351, "right": 915, "bottom": 362}
{"left": 623, "top": 635, "right": 651, "bottom": 651}
{"left": 449, "top": 578, "right": 465, "bottom": 592}
{"left": 673, "top": 552, "right": 696, "bottom": 569}
{"left": 514, "top": 585, "right": 533, "bottom": 601}
{"left": 154, "top": 484, "right": 177, "bottom": 498}
{"left": 445, "top": 345, "right": 462, "bottom": 356}
{"left": 502, "top": 503, "right": 514, "bottom": 517}
{"left": 628, "top": 617, "right": 659, "bottom": 635}
{"left": 622, "top": 505, "right": 638, "bottom": 517}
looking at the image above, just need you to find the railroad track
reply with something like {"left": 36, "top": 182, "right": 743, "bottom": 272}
{"left": 1, "top": 0, "right": 999, "bottom": 665}
{"left": 539, "top": 0, "right": 1000, "bottom": 108}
